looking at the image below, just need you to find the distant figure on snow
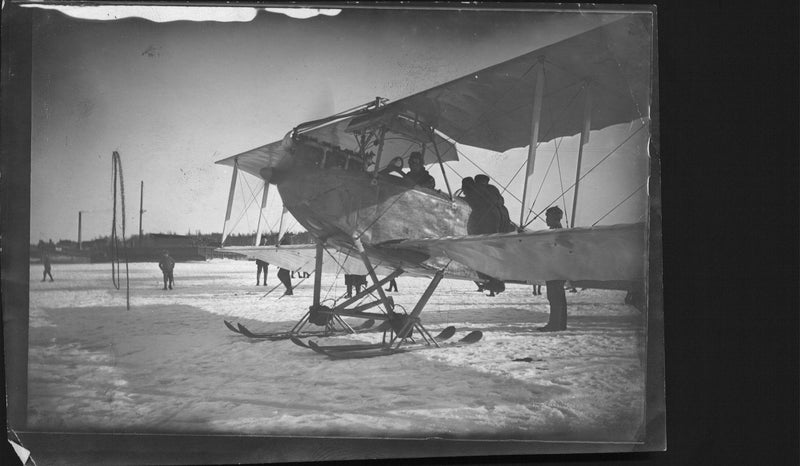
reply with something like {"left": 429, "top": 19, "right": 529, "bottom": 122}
{"left": 532, "top": 284, "right": 541, "bottom": 296}
{"left": 158, "top": 250, "right": 175, "bottom": 290}
{"left": 41, "top": 253, "right": 54, "bottom": 282}
{"left": 385, "top": 278, "right": 398, "bottom": 292}
{"left": 276, "top": 235, "right": 293, "bottom": 296}
{"left": 277, "top": 268, "right": 293, "bottom": 296}
{"left": 344, "top": 274, "right": 367, "bottom": 297}
{"left": 539, "top": 206, "right": 567, "bottom": 332}
{"left": 256, "top": 259, "right": 269, "bottom": 286}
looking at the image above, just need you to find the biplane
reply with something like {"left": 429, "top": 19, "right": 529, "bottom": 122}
{"left": 215, "top": 14, "right": 652, "bottom": 357}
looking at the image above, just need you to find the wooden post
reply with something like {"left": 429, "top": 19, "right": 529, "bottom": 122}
{"left": 78, "top": 211, "right": 82, "bottom": 250}
{"left": 520, "top": 59, "right": 546, "bottom": 227}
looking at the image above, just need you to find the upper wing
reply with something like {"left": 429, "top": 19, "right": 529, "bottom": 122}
{"left": 217, "top": 244, "right": 399, "bottom": 277}
{"left": 218, "top": 14, "right": 652, "bottom": 176}
{"left": 351, "top": 14, "right": 652, "bottom": 152}
{"left": 388, "top": 222, "right": 646, "bottom": 283}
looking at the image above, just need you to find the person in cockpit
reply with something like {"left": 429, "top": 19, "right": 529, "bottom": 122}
{"left": 379, "top": 156, "right": 404, "bottom": 177}
{"left": 403, "top": 152, "right": 435, "bottom": 189}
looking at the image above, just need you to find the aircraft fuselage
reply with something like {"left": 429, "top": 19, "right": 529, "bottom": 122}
{"left": 275, "top": 166, "right": 478, "bottom": 277}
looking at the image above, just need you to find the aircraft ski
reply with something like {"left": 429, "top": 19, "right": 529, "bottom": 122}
{"left": 224, "top": 318, "right": 375, "bottom": 341}
{"left": 306, "top": 330, "right": 483, "bottom": 360}
{"left": 289, "top": 325, "right": 457, "bottom": 350}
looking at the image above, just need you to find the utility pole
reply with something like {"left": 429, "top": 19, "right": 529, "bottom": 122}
{"left": 78, "top": 211, "right": 83, "bottom": 250}
{"left": 139, "top": 181, "right": 145, "bottom": 246}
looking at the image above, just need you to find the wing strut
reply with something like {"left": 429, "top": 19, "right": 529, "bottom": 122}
{"left": 354, "top": 238, "right": 397, "bottom": 318}
{"left": 371, "top": 127, "right": 388, "bottom": 184}
{"left": 254, "top": 177, "right": 270, "bottom": 246}
{"left": 520, "top": 59, "right": 546, "bottom": 227}
{"left": 220, "top": 159, "right": 238, "bottom": 246}
{"left": 570, "top": 83, "right": 593, "bottom": 228}
{"left": 428, "top": 129, "right": 453, "bottom": 200}
{"left": 312, "top": 240, "right": 324, "bottom": 307}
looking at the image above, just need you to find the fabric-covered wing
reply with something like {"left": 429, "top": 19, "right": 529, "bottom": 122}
{"left": 217, "top": 244, "right": 398, "bottom": 276}
{"left": 389, "top": 223, "right": 646, "bottom": 283}
{"left": 215, "top": 132, "right": 295, "bottom": 177}
{"left": 365, "top": 15, "right": 651, "bottom": 152}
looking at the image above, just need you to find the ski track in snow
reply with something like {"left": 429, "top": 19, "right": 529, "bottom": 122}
{"left": 27, "top": 260, "right": 645, "bottom": 442}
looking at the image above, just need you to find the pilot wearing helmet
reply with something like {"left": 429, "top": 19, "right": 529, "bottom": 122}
{"left": 403, "top": 152, "right": 435, "bottom": 189}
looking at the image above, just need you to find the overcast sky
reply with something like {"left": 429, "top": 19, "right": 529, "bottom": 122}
{"left": 29, "top": 6, "right": 650, "bottom": 243}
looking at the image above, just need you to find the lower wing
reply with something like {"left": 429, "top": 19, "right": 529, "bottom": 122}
{"left": 387, "top": 222, "right": 646, "bottom": 286}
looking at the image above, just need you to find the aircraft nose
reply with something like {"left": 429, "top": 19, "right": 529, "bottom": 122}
{"left": 260, "top": 167, "right": 289, "bottom": 185}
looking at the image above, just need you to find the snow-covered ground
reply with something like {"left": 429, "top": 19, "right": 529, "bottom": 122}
{"left": 27, "top": 260, "right": 646, "bottom": 443}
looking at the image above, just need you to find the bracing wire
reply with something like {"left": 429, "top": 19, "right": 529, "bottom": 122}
{"left": 591, "top": 182, "right": 647, "bottom": 226}
{"left": 236, "top": 171, "right": 257, "bottom": 232}
{"left": 228, "top": 174, "right": 264, "bottom": 237}
{"left": 521, "top": 122, "right": 647, "bottom": 229}
{"left": 525, "top": 138, "right": 564, "bottom": 227}
{"left": 110, "top": 151, "right": 130, "bottom": 310}
{"left": 439, "top": 72, "right": 585, "bottom": 229}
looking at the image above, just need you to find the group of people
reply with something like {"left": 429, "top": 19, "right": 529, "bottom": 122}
{"left": 344, "top": 275, "right": 398, "bottom": 297}
{"left": 380, "top": 151, "right": 436, "bottom": 189}
{"left": 255, "top": 259, "right": 294, "bottom": 296}
{"left": 460, "top": 174, "right": 515, "bottom": 297}
{"left": 460, "top": 174, "right": 514, "bottom": 236}
{"left": 256, "top": 267, "right": 398, "bottom": 299}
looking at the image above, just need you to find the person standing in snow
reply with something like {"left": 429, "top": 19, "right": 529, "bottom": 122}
{"left": 256, "top": 259, "right": 269, "bottom": 286}
{"left": 41, "top": 253, "right": 54, "bottom": 282}
{"left": 276, "top": 235, "right": 293, "bottom": 296}
{"left": 344, "top": 274, "right": 367, "bottom": 298}
{"left": 385, "top": 278, "right": 398, "bottom": 292}
{"left": 538, "top": 206, "right": 568, "bottom": 332}
{"left": 277, "top": 268, "right": 293, "bottom": 296}
{"left": 158, "top": 251, "right": 175, "bottom": 290}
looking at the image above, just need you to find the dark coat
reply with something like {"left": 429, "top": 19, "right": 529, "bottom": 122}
{"left": 158, "top": 255, "right": 175, "bottom": 272}
{"left": 403, "top": 168, "right": 435, "bottom": 189}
